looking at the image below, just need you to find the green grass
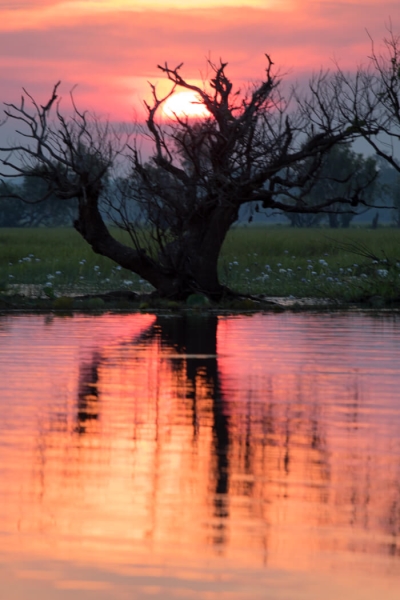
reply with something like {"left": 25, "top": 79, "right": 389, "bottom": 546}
{"left": 220, "top": 226, "right": 400, "bottom": 302}
{"left": 1, "top": 226, "right": 400, "bottom": 305}
{"left": 0, "top": 227, "right": 154, "bottom": 297}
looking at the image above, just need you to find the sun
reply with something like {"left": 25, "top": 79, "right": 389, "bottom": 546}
{"left": 162, "top": 91, "right": 210, "bottom": 119}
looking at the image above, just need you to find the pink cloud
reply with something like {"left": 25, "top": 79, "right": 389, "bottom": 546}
{"left": 0, "top": 3, "right": 399, "bottom": 118}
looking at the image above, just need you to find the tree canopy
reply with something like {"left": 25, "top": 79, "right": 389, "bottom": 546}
{"left": 283, "top": 143, "right": 379, "bottom": 228}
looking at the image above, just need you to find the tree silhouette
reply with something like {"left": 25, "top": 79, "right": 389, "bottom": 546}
{"left": 0, "top": 56, "right": 373, "bottom": 299}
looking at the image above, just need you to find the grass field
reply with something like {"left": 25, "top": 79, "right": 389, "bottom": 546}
{"left": 1, "top": 226, "right": 400, "bottom": 305}
{"left": 221, "top": 226, "right": 400, "bottom": 302}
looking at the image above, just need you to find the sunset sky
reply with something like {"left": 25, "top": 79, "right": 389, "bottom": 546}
{"left": 0, "top": 1, "right": 399, "bottom": 119}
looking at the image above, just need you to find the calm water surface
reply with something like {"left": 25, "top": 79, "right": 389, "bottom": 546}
{"left": 0, "top": 312, "right": 399, "bottom": 600}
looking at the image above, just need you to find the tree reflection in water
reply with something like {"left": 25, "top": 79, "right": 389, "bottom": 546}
{"left": 153, "top": 316, "right": 230, "bottom": 543}
{"left": 75, "top": 315, "right": 231, "bottom": 547}
{"left": 76, "top": 353, "right": 101, "bottom": 435}
{"left": 73, "top": 313, "right": 400, "bottom": 560}
{"left": 1, "top": 312, "right": 400, "bottom": 599}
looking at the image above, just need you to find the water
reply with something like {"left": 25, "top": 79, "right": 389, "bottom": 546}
{"left": 0, "top": 312, "right": 399, "bottom": 599}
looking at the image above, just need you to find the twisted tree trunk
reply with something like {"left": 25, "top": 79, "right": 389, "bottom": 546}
{"left": 74, "top": 188, "right": 235, "bottom": 300}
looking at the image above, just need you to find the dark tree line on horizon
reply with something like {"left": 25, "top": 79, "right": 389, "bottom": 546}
{"left": 1, "top": 152, "right": 397, "bottom": 229}
{"left": 1, "top": 29, "right": 400, "bottom": 299}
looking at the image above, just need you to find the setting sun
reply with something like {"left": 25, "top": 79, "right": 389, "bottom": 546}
{"left": 162, "top": 91, "right": 210, "bottom": 119}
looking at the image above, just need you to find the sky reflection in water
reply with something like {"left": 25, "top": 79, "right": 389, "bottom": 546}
{"left": 0, "top": 312, "right": 399, "bottom": 600}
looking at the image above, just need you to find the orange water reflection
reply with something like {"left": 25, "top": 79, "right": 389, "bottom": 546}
{"left": 0, "top": 312, "right": 399, "bottom": 599}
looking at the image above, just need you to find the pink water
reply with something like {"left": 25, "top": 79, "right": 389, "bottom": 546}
{"left": 0, "top": 312, "right": 399, "bottom": 599}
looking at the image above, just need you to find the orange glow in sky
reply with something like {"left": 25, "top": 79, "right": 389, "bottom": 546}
{"left": 0, "top": 1, "right": 399, "bottom": 118}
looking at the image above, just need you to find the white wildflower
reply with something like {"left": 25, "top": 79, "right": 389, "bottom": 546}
{"left": 377, "top": 269, "right": 388, "bottom": 277}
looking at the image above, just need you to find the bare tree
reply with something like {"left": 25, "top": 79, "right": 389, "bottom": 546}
{"left": 332, "top": 26, "right": 400, "bottom": 173}
{"left": 0, "top": 57, "right": 370, "bottom": 300}
{"left": 284, "top": 143, "right": 379, "bottom": 228}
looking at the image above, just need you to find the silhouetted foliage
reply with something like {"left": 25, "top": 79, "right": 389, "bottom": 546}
{"left": 0, "top": 172, "right": 77, "bottom": 227}
{"left": 284, "top": 144, "right": 379, "bottom": 227}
